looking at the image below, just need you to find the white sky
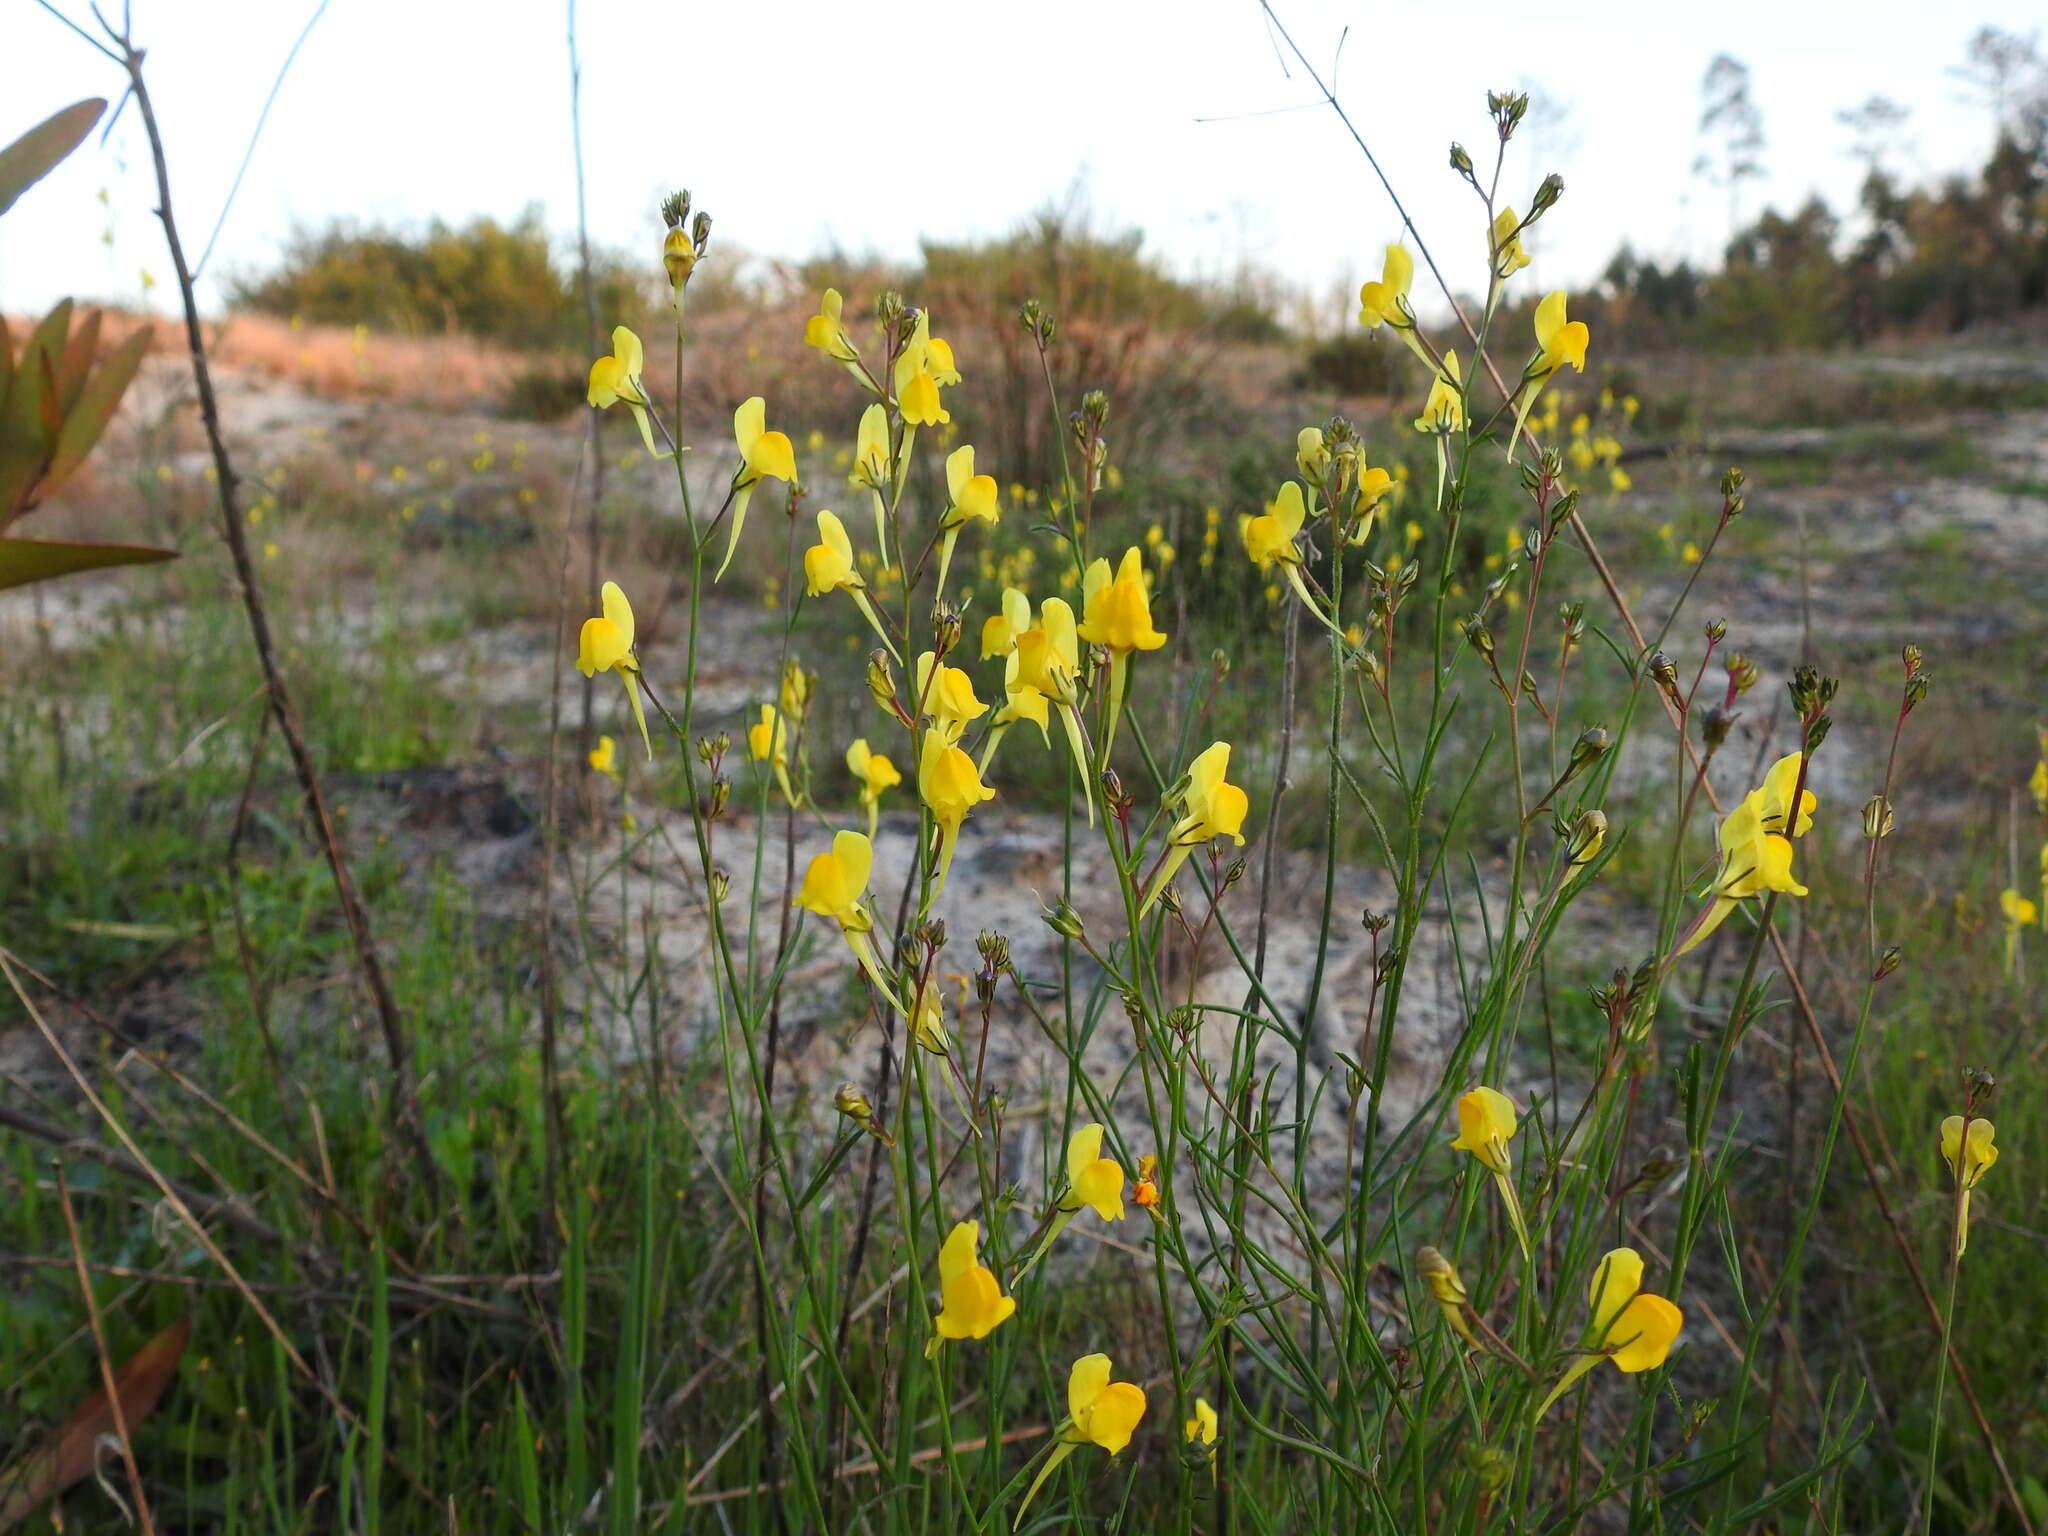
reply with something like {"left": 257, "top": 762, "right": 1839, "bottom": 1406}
{"left": 1, "top": 0, "right": 2036, "bottom": 323}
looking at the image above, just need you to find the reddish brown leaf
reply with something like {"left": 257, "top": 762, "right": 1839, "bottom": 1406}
{"left": 0, "top": 1316, "right": 191, "bottom": 1533}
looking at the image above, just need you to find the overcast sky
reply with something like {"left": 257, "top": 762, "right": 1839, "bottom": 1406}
{"left": 2, "top": 0, "right": 2037, "bottom": 322}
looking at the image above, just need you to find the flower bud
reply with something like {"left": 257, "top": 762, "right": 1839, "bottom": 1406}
{"left": 1415, "top": 1245, "right": 1468, "bottom": 1306}
{"left": 1805, "top": 714, "right": 1833, "bottom": 754}
{"left": 1724, "top": 653, "right": 1759, "bottom": 695}
{"left": 867, "top": 650, "right": 897, "bottom": 712}
{"left": 1362, "top": 909, "right": 1391, "bottom": 935}
{"left": 1449, "top": 141, "right": 1475, "bottom": 175}
{"left": 1700, "top": 704, "right": 1733, "bottom": 750}
{"left": 1904, "top": 672, "right": 1930, "bottom": 711}
{"left": 1901, "top": 643, "right": 1923, "bottom": 677}
{"left": 1648, "top": 650, "right": 1678, "bottom": 694}
{"left": 1463, "top": 615, "right": 1494, "bottom": 658}
{"left": 976, "top": 929, "right": 1010, "bottom": 972}
{"left": 1862, "top": 795, "right": 1895, "bottom": 838}
{"left": 1530, "top": 172, "right": 1565, "bottom": 213}
{"left": 690, "top": 210, "right": 712, "bottom": 252}
{"left": 1704, "top": 617, "right": 1727, "bottom": 645}
{"left": 708, "top": 868, "right": 731, "bottom": 904}
{"left": 1044, "top": 899, "right": 1086, "bottom": 941}
{"left": 1563, "top": 726, "right": 1610, "bottom": 782}
{"left": 1874, "top": 945, "right": 1903, "bottom": 980}
{"left": 834, "top": 1082, "right": 873, "bottom": 1124}
{"left": 1719, "top": 466, "right": 1746, "bottom": 499}
{"left": 663, "top": 226, "right": 696, "bottom": 293}
{"left": 708, "top": 776, "right": 731, "bottom": 820}
{"left": 1467, "top": 1444, "right": 1513, "bottom": 1494}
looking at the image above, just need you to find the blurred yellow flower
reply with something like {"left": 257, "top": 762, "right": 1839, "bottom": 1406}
{"left": 1416, "top": 1245, "right": 1480, "bottom": 1348}
{"left": 588, "top": 734, "right": 620, "bottom": 783}
{"left": 1185, "top": 1396, "right": 1218, "bottom": 1445}
{"left": 747, "top": 703, "right": 798, "bottom": 807}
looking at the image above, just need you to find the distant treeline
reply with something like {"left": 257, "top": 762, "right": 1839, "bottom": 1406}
{"left": 1581, "top": 131, "right": 2048, "bottom": 354}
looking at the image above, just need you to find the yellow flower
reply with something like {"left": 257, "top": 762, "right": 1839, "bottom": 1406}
{"left": 1450, "top": 1086, "right": 1517, "bottom": 1177}
{"left": 588, "top": 734, "right": 621, "bottom": 783}
{"left": 576, "top": 580, "right": 651, "bottom": 760}
{"left": 1491, "top": 208, "right": 1531, "bottom": 278}
{"left": 943, "top": 445, "right": 1000, "bottom": 529}
{"left": 803, "top": 510, "right": 861, "bottom": 596}
{"left": 846, "top": 737, "right": 901, "bottom": 840}
{"left": 720, "top": 396, "right": 799, "bottom": 579}
{"left": 796, "top": 829, "right": 897, "bottom": 1002}
{"left": 2029, "top": 755, "right": 2048, "bottom": 813}
{"left": 928, "top": 1220, "right": 1016, "bottom": 1351}
{"left": 1184, "top": 1397, "right": 1217, "bottom": 1446}
{"left": 803, "top": 287, "right": 866, "bottom": 381}
{"left": 1243, "top": 482, "right": 1306, "bottom": 570}
{"left": 1067, "top": 1354, "right": 1147, "bottom": 1452}
{"left": 1014, "top": 1355, "right": 1148, "bottom": 1526}
{"left": 1415, "top": 351, "right": 1465, "bottom": 434}
{"left": 796, "top": 828, "right": 871, "bottom": 932}
{"left": 1013, "top": 597, "right": 1081, "bottom": 705}
{"left": 748, "top": 704, "right": 799, "bottom": 807}
{"left": 919, "top": 730, "right": 994, "bottom": 901}
{"left": 1535, "top": 1247, "right": 1684, "bottom": 1421}
{"left": 915, "top": 651, "right": 990, "bottom": 744}
{"left": 2000, "top": 888, "right": 2038, "bottom": 928}
{"left": 1356, "top": 244, "right": 1414, "bottom": 329}
{"left": 1676, "top": 754, "right": 1816, "bottom": 956}
{"left": 1534, "top": 290, "right": 1589, "bottom": 375}
{"left": 981, "top": 585, "right": 1031, "bottom": 659}
{"left": 895, "top": 311, "right": 955, "bottom": 426}
{"left": 1450, "top": 1086, "right": 1532, "bottom": 1259}
{"left": 1141, "top": 742, "right": 1250, "bottom": 913}
{"left": 1078, "top": 547, "right": 1167, "bottom": 758}
{"left": 1296, "top": 426, "right": 1330, "bottom": 484}
{"left": 1941, "top": 1113, "right": 1999, "bottom": 1255}
{"left": 1060, "top": 1122, "right": 1127, "bottom": 1221}
{"left": 587, "top": 326, "right": 660, "bottom": 458}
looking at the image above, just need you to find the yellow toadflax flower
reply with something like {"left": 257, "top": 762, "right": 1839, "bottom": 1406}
{"left": 794, "top": 829, "right": 897, "bottom": 1004}
{"left": 1449, "top": 1086, "right": 1532, "bottom": 1260}
{"left": 1141, "top": 742, "right": 1250, "bottom": 914}
{"left": 1939, "top": 1114, "right": 1999, "bottom": 1256}
{"left": 587, "top": 327, "right": 660, "bottom": 459}
{"left": 1509, "top": 291, "right": 1592, "bottom": 453}
{"left": 849, "top": 402, "right": 899, "bottom": 560}
{"left": 1675, "top": 752, "right": 1817, "bottom": 957}
{"left": 747, "top": 704, "right": 799, "bottom": 808}
{"left": 1015, "top": 1354, "right": 1148, "bottom": 1528}
{"left": 1185, "top": 1396, "right": 1218, "bottom": 1446}
{"left": 895, "top": 310, "right": 958, "bottom": 427}
{"left": 1534, "top": 1247, "right": 1684, "bottom": 1422}
{"left": 845, "top": 738, "right": 901, "bottom": 841}
{"left": 720, "top": 397, "right": 799, "bottom": 580}
{"left": 1999, "top": 888, "right": 2037, "bottom": 976}
{"left": 918, "top": 730, "right": 995, "bottom": 904}
{"left": 802, "top": 287, "right": 868, "bottom": 385}
{"left": 936, "top": 444, "right": 1001, "bottom": 595}
{"left": 576, "top": 580, "right": 652, "bottom": 761}
{"left": 1415, "top": 351, "right": 1465, "bottom": 435}
{"left": 1491, "top": 207, "right": 1532, "bottom": 280}
{"left": 915, "top": 652, "right": 990, "bottom": 745}
{"left": 803, "top": 511, "right": 896, "bottom": 658}
{"left": 1078, "top": 546, "right": 1168, "bottom": 759}
{"left": 1015, "top": 1121, "right": 1127, "bottom": 1279}
{"left": 925, "top": 1219, "right": 1015, "bottom": 1357}
{"left": 588, "top": 734, "right": 621, "bottom": 783}
{"left": 1356, "top": 244, "right": 1414, "bottom": 329}
{"left": 1242, "top": 482, "right": 1344, "bottom": 637}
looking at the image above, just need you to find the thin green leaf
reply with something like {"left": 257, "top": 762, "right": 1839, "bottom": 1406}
{"left": 0, "top": 536, "right": 176, "bottom": 593}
